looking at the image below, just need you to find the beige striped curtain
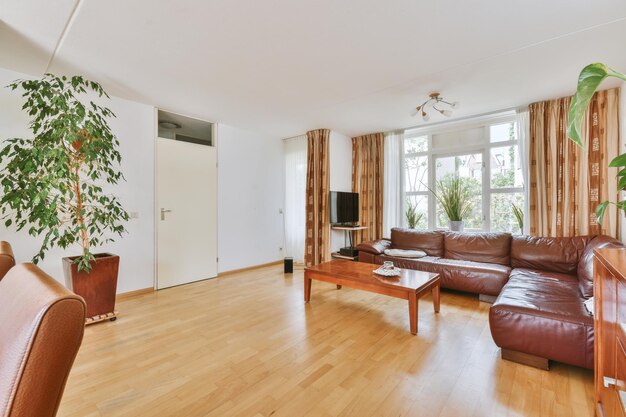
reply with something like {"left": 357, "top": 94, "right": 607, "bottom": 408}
{"left": 529, "top": 88, "right": 620, "bottom": 238}
{"left": 305, "top": 129, "right": 330, "bottom": 266}
{"left": 352, "top": 132, "right": 384, "bottom": 244}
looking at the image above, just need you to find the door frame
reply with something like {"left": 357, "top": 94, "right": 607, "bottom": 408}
{"left": 153, "top": 107, "right": 218, "bottom": 290}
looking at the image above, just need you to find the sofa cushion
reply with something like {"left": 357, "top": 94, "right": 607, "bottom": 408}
{"left": 444, "top": 232, "right": 512, "bottom": 266}
{"left": 383, "top": 248, "right": 427, "bottom": 258}
{"left": 511, "top": 235, "right": 591, "bottom": 275}
{"left": 373, "top": 254, "right": 510, "bottom": 296}
{"left": 432, "top": 258, "right": 511, "bottom": 296}
{"left": 390, "top": 228, "right": 444, "bottom": 257}
{"left": 489, "top": 268, "right": 593, "bottom": 369}
{"left": 356, "top": 239, "right": 391, "bottom": 255}
{"left": 577, "top": 235, "right": 624, "bottom": 298}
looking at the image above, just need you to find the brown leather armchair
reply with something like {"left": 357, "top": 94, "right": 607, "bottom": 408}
{"left": 0, "top": 264, "right": 86, "bottom": 417}
{"left": 0, "top": 241, "right": 16, "bottom": 281}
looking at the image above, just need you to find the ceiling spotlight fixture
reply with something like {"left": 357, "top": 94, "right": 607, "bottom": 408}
{"left": 410, "top": 93, "right": 459, "bottom": 121}
{"left": 158, "top": 121, "right": 182, "bottom": 129}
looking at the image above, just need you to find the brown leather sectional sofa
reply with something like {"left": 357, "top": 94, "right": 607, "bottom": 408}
{"left": 357, "top": 228, "right": 624, "bottom": 369}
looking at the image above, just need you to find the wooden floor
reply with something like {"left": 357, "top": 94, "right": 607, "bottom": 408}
{"left": 58, "top": 265, "right": 594, "bottom": 417}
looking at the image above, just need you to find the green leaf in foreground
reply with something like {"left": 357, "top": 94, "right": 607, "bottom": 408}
{"left": 567, "top": 63, "right": 626, "bottom": 225}
{"left": 567, "top": 63, "right": 626, "bottom": 148}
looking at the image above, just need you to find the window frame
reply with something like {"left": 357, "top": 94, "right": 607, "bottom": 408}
{"left": 486, "top": 121, "right": 524, "bottom": 234}
{"left": 401, "top": 132, "right": 431, "bottom": 229}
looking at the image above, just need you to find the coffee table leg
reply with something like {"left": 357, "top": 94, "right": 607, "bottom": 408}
{"left": 336, "top": 284, "right": 342, "bottom": 290}
{"left": 432, "top": 283, "right": 440, "bottom": 313}
{"left": 409, "top": 292, "right": 418, "bottom": 335}
{"left": 304, "top": 276, "right": 312, "bottom": 302}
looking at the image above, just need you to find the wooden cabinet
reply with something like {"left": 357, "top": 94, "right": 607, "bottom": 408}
{"left": 595, "top": 248, "right": 626, "bottom": 417}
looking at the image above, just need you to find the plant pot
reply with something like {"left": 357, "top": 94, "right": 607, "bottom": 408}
{"left": 449, "top": 220, "right": 464, "bottom": 232}
{"left": 63, "top": 253, "right": 119, "bottom": 320}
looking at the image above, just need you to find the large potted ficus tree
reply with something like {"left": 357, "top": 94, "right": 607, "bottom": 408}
{"left": 567, "top": 63, "right": 626, "bottom": 224}
{"left": 0, "top": 74, "right": 129, "bottom": 322}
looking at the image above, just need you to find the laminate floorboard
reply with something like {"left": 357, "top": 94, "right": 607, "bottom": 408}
{"left": 58, "top": 265, "right": 594, "bottom": 417}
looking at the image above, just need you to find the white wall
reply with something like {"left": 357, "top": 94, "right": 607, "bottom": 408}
{"left": 217, "top": 124, "right": 284, "bottom": 272}
{"left": 0, "top": 67, "right": 155, "bottom": 293}
{"left": 329, "top": 131, "right": 352, "bottom": 252}
{"left": 0, "top": 65, "right": 309, "bottom": 291}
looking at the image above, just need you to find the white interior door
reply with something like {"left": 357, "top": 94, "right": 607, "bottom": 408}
{"left": 157, "top": 137, "right": 217, "bottom": 289}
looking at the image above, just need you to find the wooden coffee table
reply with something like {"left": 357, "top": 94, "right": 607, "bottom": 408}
{"left": 304, "top": 260, "right": 440, "bottom": 334}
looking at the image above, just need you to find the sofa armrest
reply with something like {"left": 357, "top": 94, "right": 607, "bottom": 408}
{"left": 356, "top": 239, "right": 391, "bottom": 255}
{"left": 0, "top": 241, "right": 15, "bottom": 281}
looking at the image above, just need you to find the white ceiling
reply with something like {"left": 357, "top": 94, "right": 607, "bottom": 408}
{"left": 2, "top": 0, "right": 626, "bottom": 138}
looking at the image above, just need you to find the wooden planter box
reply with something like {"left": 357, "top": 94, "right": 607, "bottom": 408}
{"left": 63, "top": 253, "right": 119, "bottom": 324}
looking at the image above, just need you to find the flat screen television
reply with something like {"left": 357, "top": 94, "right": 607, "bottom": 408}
{"left": 330, "top": 191, "right": 359, "bottom": 226}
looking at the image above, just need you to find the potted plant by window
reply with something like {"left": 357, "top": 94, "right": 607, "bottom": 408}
{"left": 0, "top": 74, "right": 129, "bottom": 323}
{"left": 405, "top": 201, "right": 423, "bottom": 229}
{"left": 567, "top": 63, "right": 626, "bottom": 224}
{"left": 429, "top": 176, "right": 472, "bottom": 232}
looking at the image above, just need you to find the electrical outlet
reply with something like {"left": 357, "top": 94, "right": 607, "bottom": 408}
{"left": 279, "top": 208, "right": 283, "bottom": 214}
{"left": 129, "top": 211, "right": 140, "bottom": 219}
{"left": 279, "top": 247, "right": 283, "bottom": 251}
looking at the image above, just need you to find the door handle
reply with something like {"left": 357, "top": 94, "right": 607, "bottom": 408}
{"left": 160, "top": 208, "right": 172, "bottom": 221}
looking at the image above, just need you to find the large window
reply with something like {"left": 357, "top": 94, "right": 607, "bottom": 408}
{"left": 488, "top": 122, "right": 524, "bottom": 234}
{"left": 401, "top": 117, "right": 524, "bottom": 233}
{"left": 435, "top": 153, "right": 483, "bottom": 230}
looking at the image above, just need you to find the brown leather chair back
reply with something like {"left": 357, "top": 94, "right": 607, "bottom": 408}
{"left": 0, "top": 241, "right": 16, "bottom": 281}
{"left": 511, "top": 235, "right": 592, "bottom": 274}
{"left": 444, "top": 232, "right": 512, "bottom": 266}
{"left": 0, "top": 264, "right": 85, "bottom": 417}
{"left": 390, "top": 228, "right": 444, "bottom": 257}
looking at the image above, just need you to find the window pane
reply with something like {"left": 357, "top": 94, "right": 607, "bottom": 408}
{"left": 405, "top": 154, "right": 428, "bottom": 192}
{"left": 405, "top": 195, "right": 428, "bottom": 229}
{"left": 490, "top": 145, "right": 523, "bottom": 188}
{"left": 491, "top": 193, "right": 524, "bottom": 234}
{"left": 435, "top": 154, "right": 482, "bottom": 229}
{"left": 435, "top": 153, "right": 483, "bottom": 181}
{"left": 490, "top": 122, "right": 517, "bottom": 143}
{"left": 404, "top": 135, "right": 428, "bottom": 153}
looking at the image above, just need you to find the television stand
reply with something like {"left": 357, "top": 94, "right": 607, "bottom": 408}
{"left": 331, "top": 225, "right": 368, "bottom": 261}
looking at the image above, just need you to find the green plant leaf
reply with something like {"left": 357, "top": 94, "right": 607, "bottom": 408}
{"left": 596, "top": 201, "right": 610, "bottom": 225}
{"left": 618, "top": 175, "right": 626, "bottom": 191}
{"left": 567, "top": 63, "right": 626, "bottom": 148}
{"left": 609, "top": 153, "right": 626, "bottom": 167}
{"left": 1, "top": 74, "right": 129, "bottom": 272}
{"left": 428, "top": 176, "right": 473, "bottom": 222}
{"left": 512, "top": 204, "right": 524, "bottom": 231}
{"left": 405, "top": 200, "right": 423, "bottom": 228}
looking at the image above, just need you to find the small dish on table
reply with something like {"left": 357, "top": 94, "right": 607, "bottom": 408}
{"left": 373, "top": 266, "right": 401, "bottom": 277}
